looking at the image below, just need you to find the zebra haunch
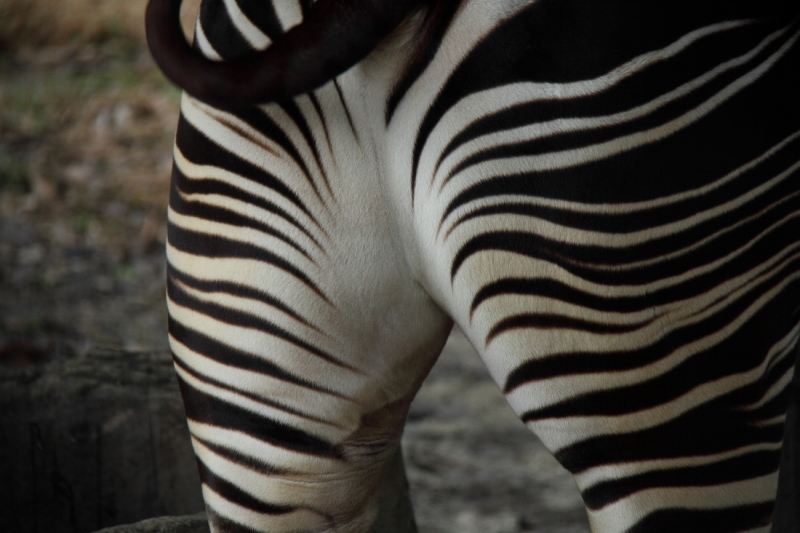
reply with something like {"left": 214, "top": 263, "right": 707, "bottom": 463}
{"left": 145, "top": 0, "right": 800, "bottom": 531}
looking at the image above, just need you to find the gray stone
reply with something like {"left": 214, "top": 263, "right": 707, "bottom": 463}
{"left": 93, "top": 513, "right": 209, "bottom": 533}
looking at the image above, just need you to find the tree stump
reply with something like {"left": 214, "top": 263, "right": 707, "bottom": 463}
{"left": 0, "top": 350, "right": 203, "bottom": 533}
{"left": 93, "top": 513, "right": 210, "bottom": 533}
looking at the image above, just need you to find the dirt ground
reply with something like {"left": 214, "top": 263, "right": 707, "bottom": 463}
{"left": 0, "top": 2, "right": 590, "bottom": 531}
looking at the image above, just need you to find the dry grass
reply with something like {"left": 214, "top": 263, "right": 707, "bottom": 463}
{"left": 0, "top": 0, "right": 200, "bottom": 49}
{"left": 0, "top": 0, "right": 148, "bottom": 48}
{"left": 0, "top": 0, "right": 201, "bottom": 255}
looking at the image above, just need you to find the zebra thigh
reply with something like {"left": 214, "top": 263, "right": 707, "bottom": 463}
{"left": 165, "top": 95, "right": 452, "bottom": 531}
{"left": 411, "top": 6, "right": 800, "bottom": 532}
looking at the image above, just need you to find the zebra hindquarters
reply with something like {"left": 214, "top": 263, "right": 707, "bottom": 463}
{"left": 409, "top": 4, "right": 800, "bottom": 531}
{"left": 447, "top": 136, "right": 800, "bottom": 533}
{"left": 165, "top": 91, "right": 452, "bottom": 532}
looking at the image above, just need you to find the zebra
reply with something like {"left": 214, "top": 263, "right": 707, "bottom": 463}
{"left": 145, "top": 0, "right": 800, "bottom": 531}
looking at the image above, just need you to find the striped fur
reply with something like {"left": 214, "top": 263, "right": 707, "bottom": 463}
{"left": 160, "top": 0, "right": 800, "bottom": 531}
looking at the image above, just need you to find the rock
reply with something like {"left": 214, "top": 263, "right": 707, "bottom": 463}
{"left": 0, "top": 350, "right": 204, "bottom": 532}
{"left": 93, "top": 513, "right": 209, "bottom": 533}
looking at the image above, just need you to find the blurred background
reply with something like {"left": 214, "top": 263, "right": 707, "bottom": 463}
{"left": 0, "top": 0, "right": 200, "bottom": 356}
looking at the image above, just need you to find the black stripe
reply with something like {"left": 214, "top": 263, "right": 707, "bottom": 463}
{"left": 299, "top": 0, "right": 312, "bottom": 22}
{"left": 451, "top": 198, "right": 800, "bottom": 285}
{"left": 488, "top": 313, "right": 651, "bottom": 342}
{"left": 447, "top": 130, "right": 800, "bottom": 236}
{"left": 277, "top": 99, "right": 327, "bottom": 189}
{"left": 170, "top": 163, "right": 324, "bottom": 245}
{"left": 170, "top": 176, "right": 314, "bottom": 260}
{"left": 385, "top": 0, "right": 462, "bottom": 124}
{"left": 441, "top": 35, "right": 800, "bottom": 211}
{"left": 583, "top": 449, "right": 782, "bottom": 510}
{"left": 224, "top": 106, "right": 321, "bottom": 202}
{"left": 176, "top": 116, "right": 314, "bottom": 218}
{"left": 168, "top": 316, "right": 335, "bottom": 395}
{"left": 472, "top": 278, "right": 654, "bottom": 317}
{"left": 471, "top": 210, "right": 800, "bottom": 324}
{"left": 173, "top": 355, "right": 336, "bottom": 426}
{"left": 167, "top": 223, "right": 328, "bottom": 300}
{"left": 207, "top": 509, "right": 264, "bottom": 533}
{"left": 195, "top": 436, "right": 291, "bottom": 476}
{"left": 168, "top": 275, "right": 349, "bottom": 369}
{"left": 556, "top": 412, "right": 785, "bottom": 477}
{"left": 169, "top": 265, "right": 315, "bottom": 328}
{"left": 199, "top": 0, "right": 253, "bottom": 60}
{"left": 434, "top": 20, "right": 789, "bottom": 176}
{"left": 521, "top": 321, "right": 796, "bottom": 422}
{"left": 504, "top": 264, "right": 800, "bottom": 392}
{"left": 237, "top": 0, "right": 286, "bottom": 42}
{"left": 197, "top": 458, "right": 294, "bottom": 515}
{"left": 307, "top": 91, "right": 333, "bottom": 154}
{"left": 334, "top": 80, "right": 359, "bottom": 143}
{"left": 442, "top": 22, "right": 795, "bottom": 187}
{"left": 411, "top": 0, "right": 797, "bottom": 199}
{"left": 177, "top": 374, "right": 343, "bottom": 458}
{"left": 554, "top": 372, "right": 791, "bottom": 473}
{"left": 623, "top": 501, "right": 775, "bottom": 533}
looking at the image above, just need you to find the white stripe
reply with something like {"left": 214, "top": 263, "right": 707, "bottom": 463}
{"left": 194, "top": 18, "right": 222, "bottom": 61}
{"left": 188, "top": 420, "right": 341, "bottom": 473}
{"left": 202, "top": 485, "right": 326, "bottom": 532}
{"left": 426, "top": 20, "right": 766, "bottom": 194}
{"left": 586, "top": 473, "right": 778, "bottom": 533}
{"left": 272, "top": 1, "right": 303, "bottom": 31}
{"left": 499, "top": 273, "right": 800, "bottom": 424}
{"left": 167, "top": 296, "right": 363, "bottom": 395}
{"left": 437, "top": 26, "right": 800, "bottom": 209}
{"left": 175, "top": 361, "right": 347, "bottom": 441}
{"left": 574, "top": 441, "right": 784, "bottom": 490}
{"left": 170, "top": 336, "right": 358, "bottom": 428}
{"left": 222, "top": 0, "right": 271, "bottom": 50}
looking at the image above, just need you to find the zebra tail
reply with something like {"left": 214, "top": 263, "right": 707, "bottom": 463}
{"left": 145, "top": 0, "right": 422, "bottom": 108}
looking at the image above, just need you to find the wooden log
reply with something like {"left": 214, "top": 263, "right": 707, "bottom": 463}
{"left": 93, "top": 513, "right": 209, "bottom": 533}
{"left": 0, "top": 350, "right": 203, "bottom": 533}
